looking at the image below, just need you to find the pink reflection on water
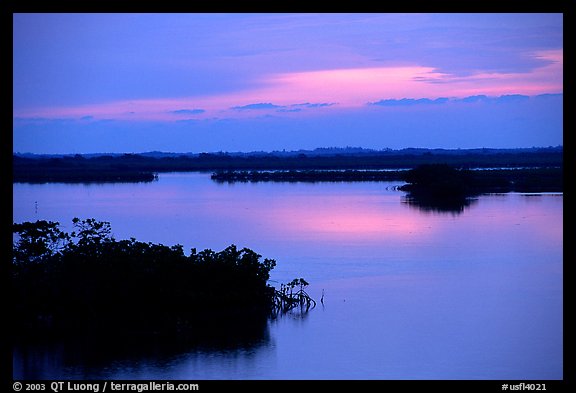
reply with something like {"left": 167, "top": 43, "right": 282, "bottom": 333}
{"left": 260, "top": 192, "right": 430, "bottom": 242}
{"left": 276, "top": 196, "right": 421, "bottom": 238}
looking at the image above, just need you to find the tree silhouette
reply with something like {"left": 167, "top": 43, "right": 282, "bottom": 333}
{"left": 400, "top": 164, "right": 476, "bottom": 214}
{"left": 12, "top": 218, "right": 311, "bottom": 339}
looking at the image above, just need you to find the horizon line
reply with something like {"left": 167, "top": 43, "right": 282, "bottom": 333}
{"left": 13, "top": 145, "right": 564, "bottom": 157}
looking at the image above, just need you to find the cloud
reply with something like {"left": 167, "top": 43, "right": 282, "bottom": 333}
{"left": 534, "top": 93, "right": 563, "bottom": 100}
{"left": 275, "top": 102, "right": 336, "bottom": 113}
{"left": 277, "top": 108, "right": 302, "bottom": 113}
{"left": 368, "top": 94, "right": 545, "bottom": 107}
{"left": 14, "top": 116, "right": 52, "bottom": 122}
{"left": 230, "top": 101, "right": 338, "bottom": 113}
{"left": 14, "top": 116, "right": 89, "bottom": 123}
{"left": 291, "top": 102, "right": 337, "bottom": 108}
{"left": 231, "top": 103, "right": 285, "bottom": 110}
{"left": 369, "top": 97, "right": 449, "bottom": 106}
{"left": 460, "top": 95, "right": 489, "bottom": 103}
{"left": 456, "top": 94, "right": 531, "bottom": 104}
{"left": 168, "top": 108, "right": 206, "bottom": 115}
{"left": 494, "top": 94, "right": 530, "bottom": 103}
{"left": 175, "top": 118, "right": 202, "bottom": 124}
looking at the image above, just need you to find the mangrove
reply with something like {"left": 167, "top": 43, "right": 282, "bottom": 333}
{"left": 12, "top": 218, "right": 314, "bottom": 338}
{"left": 398, "top": 164, "right": 562, "bottom": 214}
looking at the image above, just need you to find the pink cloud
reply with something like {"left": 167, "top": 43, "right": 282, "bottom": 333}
{"left": 424, "top": 50, "right": 563, "bottom": 97}
{"left": 14, "top": 50, "right": 562, "bottom": 123}
{"left": 245, "top": 66, "right": 446, "bottom": 107}
{"left": 228, "top": 49, "right": 562, "bottom": 108}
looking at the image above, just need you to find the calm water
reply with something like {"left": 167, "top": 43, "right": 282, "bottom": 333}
{"left": 12, "top": 173, "right": 563, "bottom": 380}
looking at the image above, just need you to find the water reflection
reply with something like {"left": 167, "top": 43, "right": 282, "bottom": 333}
{"left": 271, "top": 304, "right": 315, "bottom": 322}
{"left": 13, "top": 316, "right": 272, "bottom": 380}
{"left": 401, "top": 193, "right": 479, "bottom": 215}
{"left": 12, "top": 174, "right": 563, "bottom": 379}
{"left": 262, "top": 189, "right": 429, "bottom": 243}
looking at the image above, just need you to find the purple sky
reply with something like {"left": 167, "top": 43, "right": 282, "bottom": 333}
{"left": 13, "top": 13, "right": 563, "bottom": 154}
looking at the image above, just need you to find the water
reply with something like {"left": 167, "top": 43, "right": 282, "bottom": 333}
{"left": 12, "top": 173, "right": 563, "bottom": 380}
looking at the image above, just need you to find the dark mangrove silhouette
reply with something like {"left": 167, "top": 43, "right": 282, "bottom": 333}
{"left": 272, "top": 278, "right": 316, "bottom": 317}
{"left": 399, "top": 164, "right": 479, "bottom": 214}
{"left": 12, "top": 218, "right": 313, "bottom": 341}
{"left": 398, "top": 164, "right": 562, "bottom": 214}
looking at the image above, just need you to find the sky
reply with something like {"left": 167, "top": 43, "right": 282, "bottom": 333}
{"left": 12, "top": 13, "right": 563, "bottom": 154}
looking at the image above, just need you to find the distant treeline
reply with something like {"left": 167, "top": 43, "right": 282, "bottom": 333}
{"left": 13, "top": 155, "right": 158, "bottom": 183}
{"left": 212, "top": 169, "right": 407, "bottom": 183}
{"left": 13, "top": 147, "right": 562, "bottom": 183}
